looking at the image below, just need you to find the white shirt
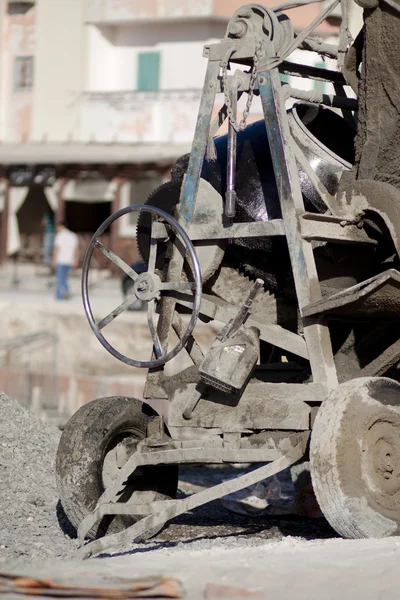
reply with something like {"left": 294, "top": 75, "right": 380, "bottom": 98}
{"left": 54, "top": 229, "right": 78, "bottom": 266}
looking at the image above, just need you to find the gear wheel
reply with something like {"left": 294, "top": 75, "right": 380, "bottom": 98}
{"left": 137, "top": 180, "right": 180, "bottom": 272}
{"left": 137, "top": 178, "right": 226, "bottom": 283}
{"left": 136, "top": 178, "right": 293, "bottom": 306}
{"left": 136, "top": 177, "right": 298, "bottom": 330}
{"left": 137, "top": 182, "right": 294, "bottom": 298}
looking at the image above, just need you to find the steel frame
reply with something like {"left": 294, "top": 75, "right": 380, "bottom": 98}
{"left": 77, "top": 3, "right": 386, "bottom": 558}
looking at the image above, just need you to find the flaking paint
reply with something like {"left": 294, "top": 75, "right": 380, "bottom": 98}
{"left": 87, "top": 0, "right": 213, "bottom": 21}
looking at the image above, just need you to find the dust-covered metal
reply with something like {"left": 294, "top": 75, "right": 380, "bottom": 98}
{"left": 82, "top": 204, "right": 202, "bottom": 368}
{"left": 56, "top": 0, "right": 400, "bottom": 556}
{"left": 76, "top": 438, "right": 307, "bottom": 558}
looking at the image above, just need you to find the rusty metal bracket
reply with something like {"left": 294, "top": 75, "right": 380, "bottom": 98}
{"left": 300, "top": 213, "right": 377, "bottom": 245}
{"left": 303, "top": 269, "right": 400, "bottom": 318}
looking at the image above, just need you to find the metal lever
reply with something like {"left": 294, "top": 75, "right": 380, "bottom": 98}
{"left": 182, "top": 383, "right": 206, "bottom": 421}
{"left": 220, "top": 278, "right": 264, "bottom": 341}
{"left": 183, "top": 278, "right": 264, "bottom": 420}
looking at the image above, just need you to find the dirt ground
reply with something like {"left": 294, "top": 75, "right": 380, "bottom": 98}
{"left": 3, "top": 535, "right": 400, "bottom": 599}
{"left": 1, "top": 268, "right": 400, "bottom": 599}
{"left": 2, "top": 461, "right": 400, "bottom": 599}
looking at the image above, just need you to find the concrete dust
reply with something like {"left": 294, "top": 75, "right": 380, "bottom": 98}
{"left": 0, "top": 392, "right": 331, "bottom": 565}
{"left": 1, "top": 395, "right": 400, "bottom": 599}
{"left": 354, "top": 5, "right": 400, "bottom": 188}
{"left": 0, "top": 393, "right": 78, "bottom": 561}
{"left": 3, "top": 537, "right": 400, "bottom": 599}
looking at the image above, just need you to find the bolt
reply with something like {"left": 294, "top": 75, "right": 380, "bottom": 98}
{"left": 229, "top": 20, "right": 247, "bottom": 38}
{"left": 138, "top": 281, "right": 149, "bottom": 292}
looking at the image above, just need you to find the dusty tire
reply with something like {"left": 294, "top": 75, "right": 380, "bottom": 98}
{"left": 310, "top": 377, "right": 400, "bottom": 538}
{"left": 56, "top": 396, "right": 178, "bottom": 539}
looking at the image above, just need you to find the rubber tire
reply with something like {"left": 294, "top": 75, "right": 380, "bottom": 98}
{"left": 310, "top": 377, "right": 400, "bottom": 538}
{"left": 56, "top": 396, "right": 178, "bottom": 540}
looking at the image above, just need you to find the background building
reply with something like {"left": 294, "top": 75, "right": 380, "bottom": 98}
{"left": 0, "top": 0, "right": 362, "bottom": 266}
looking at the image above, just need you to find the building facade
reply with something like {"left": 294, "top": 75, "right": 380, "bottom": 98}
{"left": 0, "top": 0, "right": 362, "bottom": 266}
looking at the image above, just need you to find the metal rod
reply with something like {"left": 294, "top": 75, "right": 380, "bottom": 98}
{"left": 225, "top": 76, "right": 238, "bottom": 218}
{"left": 284, "top": 85, "right": 358, "bottom": 111}
{"left": 279, "top": 61, "right": 347, "bottom": 85}
{"left": 182, "top": 384, "right": 205, "bottom": 420}
{"left": 226, "top": 278, "right": 264, "bottom": 336}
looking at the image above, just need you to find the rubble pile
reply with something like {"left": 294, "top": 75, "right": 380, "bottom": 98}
{"left": 0, "top": 393, "right": 77, "bottom": 561}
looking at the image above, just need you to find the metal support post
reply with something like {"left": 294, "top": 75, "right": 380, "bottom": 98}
{"left": 144, "top": 59, "right": 219, "bottom": 398}
{"left": 258, "top": 67, "right": 337, "bottom": 389}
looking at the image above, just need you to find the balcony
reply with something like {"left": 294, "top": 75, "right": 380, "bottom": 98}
{"left": 79, "top": 89, "right": 203, "bottom": 145}
{"left": 87, "top": 0, "right": 215, "bottom": 24}
{"left": 86, "top": 0, "right": 340, "bottom": 34}
{"left": 8, "top": 0, "right": 35, "bottom": 4}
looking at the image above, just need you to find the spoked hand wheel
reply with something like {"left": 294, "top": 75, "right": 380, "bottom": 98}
{"left": 82, "top": 204, "right": 202, "bottom": 368}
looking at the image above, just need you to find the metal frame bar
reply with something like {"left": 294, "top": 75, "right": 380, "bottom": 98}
{"left": 300, "top": 213, "right": 377, "bottom": 245}
{"left": 258, "top": 68, "right": 337, "bottom": 389}
{"left": 144, "top": 59, "right": 219, "bottom": 397}
{"left": 303, "top": 268, "right": 400, "bottom": 317}
{"left": 155, "top": 217, "right": 373, "bottom": 246}
{"left": 75, "top": 438, "right": 307, "bottom": 559}
{"left": 173, "top": 292, "right": 309, "bottom": 360}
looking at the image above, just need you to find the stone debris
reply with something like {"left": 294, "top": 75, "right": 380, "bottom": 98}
{"left": 205, "top": 582, "right": 263, "bottom": 599}
{"left": 0, "top": 572, "right": 183, "bottom": 598}
{"left": 0, "top": 393, "right": 78, "bottom": 562}
{"left": 0, "top": 392, "right": 330, "bottom": 566}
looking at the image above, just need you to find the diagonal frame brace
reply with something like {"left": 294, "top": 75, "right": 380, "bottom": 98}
{"left": 258, "top": 67, "right": 337, "bottom": 390}
{"left": 74, "top": 437, "right": 308, "bottom": 559}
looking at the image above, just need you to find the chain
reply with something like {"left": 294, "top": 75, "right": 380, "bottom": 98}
{"left": 221, "top": 39, "right": 264, "bottom": 133}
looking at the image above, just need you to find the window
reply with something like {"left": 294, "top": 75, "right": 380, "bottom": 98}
{"left": 8, "top": 1, "right": 35, "bottom": 15}
{"left": 14, "top": 56, "right": 34, "bottom": 91}
{"left": 280, "top": 73, "right": 290, "bottom": 85}
{"left": 313, "top": 61, "right": 326, "bottom": 94}
{"left": 137, "top": 52, "right": 160, "bottom": 92}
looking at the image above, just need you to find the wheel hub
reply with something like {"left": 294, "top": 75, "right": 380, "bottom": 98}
{"left": 102, "top": 435, "right": 139, "bottom": 489}
{"left": 133, "top": 272, "right": 161, "bottom": 302}
{"left": 82, "top": 203, "right": 202, "bottom": 369}
{"left": 363, "top": 420, "right": 400, "bottom": 507}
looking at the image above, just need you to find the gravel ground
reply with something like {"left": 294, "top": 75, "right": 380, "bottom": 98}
{"left": 0, "top": 393, "right": 78, "bottom": 561}
{"left": 0, "top": 392, "right": 335, "bottom": 567}
{"left": 4, "top": 394, "right": 400, "bottom": 599}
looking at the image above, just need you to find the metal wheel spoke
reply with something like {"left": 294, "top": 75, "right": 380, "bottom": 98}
{"left": 147, "top": 216, "right": 158, "bottom": 275}
{"left": 159, "top": 281, "right": 196, "bottom": 292}
{"left": 82, "top": 204, "right": 201, "bottom": 369}
{"left": 147, "top": 299, "right": 163, "bottom": 358}
{"left": 95, "top": 241, "right": 138, "bottom": 281}
{"left": 97, "top": 294, "right": 138, "bottom": 330}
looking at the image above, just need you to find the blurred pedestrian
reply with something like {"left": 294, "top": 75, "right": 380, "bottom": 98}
{"left": 41, "top": 211, "right": 55, "bottom": 267}
{"left": 52, "top": 221, "right": 79, "bottom": 300}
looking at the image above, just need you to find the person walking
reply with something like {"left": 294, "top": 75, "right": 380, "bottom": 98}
{"left": 41, "top": 211, "right": 55, "bottom": 267}
{"left": 52, "top": 222, "right": 79, "bottom": 300}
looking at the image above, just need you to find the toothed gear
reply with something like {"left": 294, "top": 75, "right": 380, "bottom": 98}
{"left": 137, "top": 178, "right": 226, "bottom": 283}
{"left": 136, "top": 179, "right": 294, "bottom": 308}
